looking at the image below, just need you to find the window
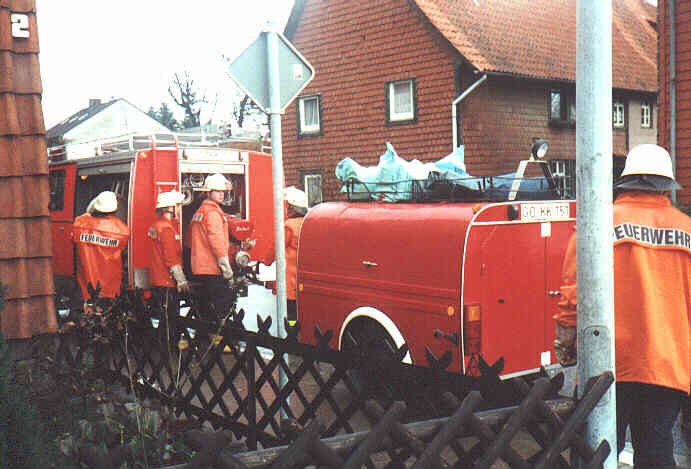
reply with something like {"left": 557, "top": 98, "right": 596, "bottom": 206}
{"left": 549, "top": 89, "right": 576, "bottom": 126}
{"left": 49, "top": 169, "right": 66, "bottom": 211}
{"left": 298, "top": 168, "right": 323, "bottom": 207}
{"left": 304, "top": 174, "right": 323, "bottom": 207}
{"left": 548, "top": 160, "right": 576, "bottom": 198}
{"left": 641, "top": 99, "right": 651, "bottom": 128}
{"left": 297, "top": 94, "right": 321, "bottom": 136}
{"left": 613, "top": 98, "right": 625, "bottom": 128}
{"left": 386, "top": 78, "right": 417, "bottom": 123}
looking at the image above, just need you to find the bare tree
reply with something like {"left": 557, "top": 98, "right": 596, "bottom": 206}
{"left": 232, "top": 94, "right": 266, "bottom": 129}
{"left": 168, "top": 72, "right": 206, "bottom": 129}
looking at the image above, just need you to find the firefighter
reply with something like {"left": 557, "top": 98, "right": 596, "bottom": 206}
{"left": 284, "top": 187, "right": 307, "bottom": 322}
{"left": 554, "top": 144, "right": 690, "bottom": 468}
{"left": 188, "top": 173, "right": 235, "bottom": 320}
{"left": 148, "top": 190, "right": 189, "bottom": 347}
{"left": 72, "top": 191, "right": 130, "bottom": 300}
{"left": 264, "top": 187, "right": 308, "bottom": 323}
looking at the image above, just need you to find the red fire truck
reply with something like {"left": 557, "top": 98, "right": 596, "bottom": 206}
{"left": 48, "top": 134, "right": 275, "bottom": 299}
{"left": 296, "top": 147, "right": 575, "bottom": 379}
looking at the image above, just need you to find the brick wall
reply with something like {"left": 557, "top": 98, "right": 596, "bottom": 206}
{"left": 658, "top": 0, "right": 691, "bottom": 204}
{"left": 461, "top": 77, "right": 629, "bottom": 174}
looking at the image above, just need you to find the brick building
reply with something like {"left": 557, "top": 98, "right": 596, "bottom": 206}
{"left": 658, "top": 0, "right": 691, "bottom": 205}
{"left": 0, "top": 0, "right": 56, "bottom": 339}
{"left": 282, "top": 0, "right": 658, "bottom": 202}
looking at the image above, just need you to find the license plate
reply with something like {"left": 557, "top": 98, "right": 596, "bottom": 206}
{"left": 520, "top": 202, "right": 570, "bottom": 221}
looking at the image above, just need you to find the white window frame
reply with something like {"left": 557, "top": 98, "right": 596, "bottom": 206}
{"left": 298, "top": 95, "right": 321, "bottom": 135}
{"left": 304, "top": 174, "right": 323, "bottom": 207}
{"left": 387, "top": 79, "right": 415, "bottom": 122}
{"left": 641, "top": 99, "right": 651, "bottom": 128}
{"left": 613, "top": 99, "right": 625, "bottom": 128}
{"left": 549, "top": 159, "right": 576, "bottom": 198}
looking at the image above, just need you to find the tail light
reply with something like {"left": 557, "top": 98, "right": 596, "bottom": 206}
{"left": 463, "top": 303, "right": 482, "bottom": 355}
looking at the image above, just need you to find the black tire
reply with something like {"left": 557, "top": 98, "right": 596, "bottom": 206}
{"left": 341, "top": 319, "right": 401, "bottom": 397}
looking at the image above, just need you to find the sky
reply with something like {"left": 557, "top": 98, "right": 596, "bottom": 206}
{"left": 36, "top": 0, "right": 295, "bottom": 129}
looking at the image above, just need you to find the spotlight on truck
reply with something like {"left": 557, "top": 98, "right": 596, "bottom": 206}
{"left": 531, "top": 138, "right": 549, "bottom": 160}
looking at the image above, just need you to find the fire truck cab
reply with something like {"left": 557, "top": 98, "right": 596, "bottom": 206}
{"left": 297, "top": 155, "right": 575, "bottom": 379}
{"left": 48, "top": 134, "right": 275, "bottom": 300}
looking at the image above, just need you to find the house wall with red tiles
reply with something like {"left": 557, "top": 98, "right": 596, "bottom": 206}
{"left": 0, "top": 0, "right": 56, "bottom": 339}
{"left": 658, "top": 0, "right": 691, "bottom": 205}
{"left": 283, "top": 0, "right": 644, "bottom": 200}
{"left": 464, "top": 77, "right": 629, "bottom": 173}
{"left": 282, "top": 0, "right": 462, "bottom": 200}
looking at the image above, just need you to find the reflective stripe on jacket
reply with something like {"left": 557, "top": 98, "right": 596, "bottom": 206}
{"left": 285, "top": 217, "right": 304, "bottom": 301}
{"left": 555, "top": 192, "right": 691, "bottom": 393}
{"left": 148, "top": 217, "right": 182, "bottom": 288}
{"left": 72, "top": 213, "right": 130, "bottom": 299}
{"left": 188, "top": 199, "right": 229, "bottom": 275}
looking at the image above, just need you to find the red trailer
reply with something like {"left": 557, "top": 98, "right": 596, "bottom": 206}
{"left": 297, "top": 171, "right": 575, "bottom": 378}
{"left": 48, "top": 135, "right": 275, "bottom": 298}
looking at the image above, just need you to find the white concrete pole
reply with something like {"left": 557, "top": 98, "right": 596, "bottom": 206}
{"left": 576, "top": 1, "right": 617, "bottom": 467}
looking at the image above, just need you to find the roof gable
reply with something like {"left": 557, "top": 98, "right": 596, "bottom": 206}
{"left": 413, "top": 0, "right": 657, "bottom": 92}
{"left": 285, "top": 0, "right": 658, "bottom": 92}
{"left": 46, "top": 99, "right": 119, "bottom": 140}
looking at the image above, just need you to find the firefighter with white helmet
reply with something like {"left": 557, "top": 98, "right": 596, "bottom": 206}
{"left": 265, "top": 187, "right": 308, "bottom": 322}
{"left": 284, "top": 187, "right": 307, "bottom": 322}
{"left": 148, "top": 190, "right": 189, "bottom": 346}
{"left": 188, "top": 173, "right": 235, "bottom": 320}
{"left": 72, "top": 191, "right": 130, "bottom": 300}
{"left": 554, "top": 144, "right": 690, "bottom": 467}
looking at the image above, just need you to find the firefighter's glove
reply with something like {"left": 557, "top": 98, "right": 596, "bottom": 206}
{"left": 170, "top": 264, "right": 190, "bottom": 295}
{"left": 554, "top": 322, "right": 577, "bottom": 367}
{"left": 217, "top": 256, "right": 234, "bottom": 280}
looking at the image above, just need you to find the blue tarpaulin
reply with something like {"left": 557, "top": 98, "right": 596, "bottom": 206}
{"left": 335, "top": 143, "right": 554, "bottom": 201}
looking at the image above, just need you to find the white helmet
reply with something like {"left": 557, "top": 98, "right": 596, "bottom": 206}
{"left": 155, "top": 190, "right": 184, "bottom": 209}
{"left": 203, "top": 173, "right": 231, "bottom": 192}
{"left": 617, "top": 144, "right": 681, "bottom": 191}
{"left": 284, "top": 186, "right": 308, "bottom": 208}
{"left": 621, "top": 144, "right": 675, "bottom": 179}
{"left": 87, "top": 191, "right": 117, "bottom": 214}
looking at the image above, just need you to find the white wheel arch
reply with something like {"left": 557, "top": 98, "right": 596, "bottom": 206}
{"left": 338, "top": 307, "right": 413, "bottom": 365}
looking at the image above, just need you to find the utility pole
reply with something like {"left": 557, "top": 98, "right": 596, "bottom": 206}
{"left": 576, "top": 1, "right": 617, "bottom": 467}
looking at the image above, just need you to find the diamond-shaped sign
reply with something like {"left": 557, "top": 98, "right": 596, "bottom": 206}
{"left": 228, "top": 31, "right": 315, "bottom": 114}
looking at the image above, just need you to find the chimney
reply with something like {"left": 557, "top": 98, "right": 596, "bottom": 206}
{"left": 89, "top": 98, "right": 102, "bottom": 108}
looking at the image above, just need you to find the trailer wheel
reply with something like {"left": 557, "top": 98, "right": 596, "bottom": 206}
{"left": 341, "top": 319, "right": 401, "bottom": 396}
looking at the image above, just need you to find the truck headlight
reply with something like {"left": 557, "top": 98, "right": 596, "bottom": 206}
{"left": 235, "top": 250, "right": 251, "bottom": 268}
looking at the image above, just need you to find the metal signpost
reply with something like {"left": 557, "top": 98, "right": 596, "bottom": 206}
{"left": 228, "top": 21, "right": 314, "bottom": 418}
{"left": 576, "top": 1, "right": 617, "bottom": 467}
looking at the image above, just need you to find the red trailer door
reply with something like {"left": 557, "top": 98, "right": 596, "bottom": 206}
{"left": 463, "top": 201, "right": 576, "bottom": 377}
{"left": 468, "top": 222, "right": 547, "bottom": 377}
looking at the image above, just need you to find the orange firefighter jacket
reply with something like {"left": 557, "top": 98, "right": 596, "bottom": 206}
{"left": 188, "top": 199, "right": 229, "bottom": 276}
{"left": 148, "top": 217, "right": 182, "bottom": 288}
{"left": 555, "top": 192, "right": 691, "bottom": 393}
{"left": 285, "top": 217, "right": 304, "bottom": 301}
{"left": 72, "top": 213, "right": 130, "bottom": 299}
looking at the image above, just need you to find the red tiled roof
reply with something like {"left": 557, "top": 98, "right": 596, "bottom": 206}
{"left": 0, "top": 0, "right": 57, "bottom": 339}
{"left": 413, "top": 0, "right": 658, "bottom": 92}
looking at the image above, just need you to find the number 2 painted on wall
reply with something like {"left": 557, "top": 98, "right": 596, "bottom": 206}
{"left": 11, "top": 13, "right": 30, "bottom": 38}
